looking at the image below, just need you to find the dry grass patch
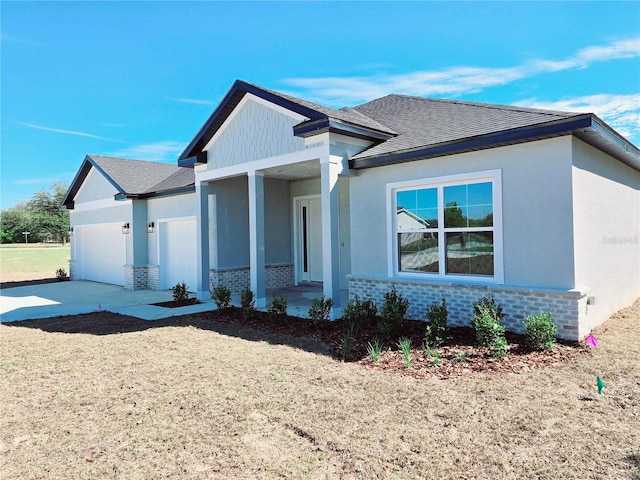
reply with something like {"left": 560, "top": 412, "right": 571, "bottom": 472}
{"left": 1, "top": 301, "right": 639, "bottom": 479}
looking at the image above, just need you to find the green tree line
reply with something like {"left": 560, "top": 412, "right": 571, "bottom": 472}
{"left": 0, "top": 181, "right": 70, "bottom": 244}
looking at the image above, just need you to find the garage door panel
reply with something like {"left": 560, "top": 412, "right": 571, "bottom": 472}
{"left": 160, "top": 220, "right": 197, "bottom": 291}
{"left": 78, "top": 225, "right": 125, "bottom": 285}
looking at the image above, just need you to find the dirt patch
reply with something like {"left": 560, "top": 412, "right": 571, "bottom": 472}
{"left": 1, "top": 300, "right": 638, "bottom": 479}
{"left": 7, "top": 306, "right": 587, "bottom": 379}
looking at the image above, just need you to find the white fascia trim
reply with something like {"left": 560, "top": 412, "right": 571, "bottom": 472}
{"left": 73, "top": 197, "right": 131, "bottom": 211}
{"left": 203, "top": 93, "right": 309, "bottom": 152}
{"left": 386, "top": 168, "right": 504, "bottom": 284}
{"left": 196, "top": 143, "right": 329, "bottom": 183}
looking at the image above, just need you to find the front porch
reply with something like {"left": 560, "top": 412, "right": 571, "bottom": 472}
{"left": 262, "top": 284, "right": 349, "bottom": 319}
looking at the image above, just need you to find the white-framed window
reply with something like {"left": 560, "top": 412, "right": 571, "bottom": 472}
{"left": 387, "top": 169, "right": 503, "bottom": 283}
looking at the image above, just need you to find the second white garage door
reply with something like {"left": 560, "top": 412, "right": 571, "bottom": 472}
{"left": 77, "top": 224, "right": 126, "bottom": 285}
{"left": 159, "top": 219, "right": 198, "bottom": 291}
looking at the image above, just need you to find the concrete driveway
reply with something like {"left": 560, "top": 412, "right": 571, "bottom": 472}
{"left": 0, "top": 281, "right": 217, "bottom": 322}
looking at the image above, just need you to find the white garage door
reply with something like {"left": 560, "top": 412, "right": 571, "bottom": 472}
{"left": 159, "top": 219, "right": 197, "bottom": 291}
{"left": 77, "top": 224, "right": 126, "bottom": 285}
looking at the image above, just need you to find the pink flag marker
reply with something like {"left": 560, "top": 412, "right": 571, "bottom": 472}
{"left": 585, "top": 333, "right": 598, "bottom": 347}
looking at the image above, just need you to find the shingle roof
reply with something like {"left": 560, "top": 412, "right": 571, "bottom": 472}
{"left": 61, "top": 155, "right": 195, "bottom": 209}
{"left": 88, "top": 155, "right": 194, "bottom": 195}
{"left": 350, "top": 94, "right": 581, "bottom": 160}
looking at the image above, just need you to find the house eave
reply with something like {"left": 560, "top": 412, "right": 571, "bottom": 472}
{"left": 115, "top": 185, "right": 196, "bottom": 201}
{"left": 349, "top": 115, "right": 640, "bottom": 172}
{"left": 293, "top": 118, "right": 395, "bottom": 142}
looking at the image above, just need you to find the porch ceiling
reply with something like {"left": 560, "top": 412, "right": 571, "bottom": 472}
{"left": 260, "top": 159, "right": 320, "bottom": 180}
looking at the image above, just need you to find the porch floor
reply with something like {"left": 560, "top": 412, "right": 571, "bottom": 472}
{"left": 260, "top": 284, "right": 349, "bottom": 319}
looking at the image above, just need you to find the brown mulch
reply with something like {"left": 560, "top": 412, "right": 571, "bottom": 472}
{"left": 214, "top": 308, "right": 589, "bottom": 379}
{"left": 3, "top": 280, "right": 589, "bottom": 379}
{"left": 0, "top": 278, "right": 61, "bottom": 289}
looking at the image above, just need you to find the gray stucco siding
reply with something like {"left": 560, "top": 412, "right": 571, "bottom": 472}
{"left": 349, "top": 137, "right": 576, "bottom": 290}
{"left": 571, "top": 137, "right": 640, "bottom": 332}
{"left": 264, "top": 178, "right": 292, "bottom": 265}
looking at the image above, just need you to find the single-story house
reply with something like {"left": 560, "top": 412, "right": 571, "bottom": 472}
{"left": 62, "top": 80, "right": 640, "bottom": 340}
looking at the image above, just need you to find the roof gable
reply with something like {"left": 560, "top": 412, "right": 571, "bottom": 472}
{"left": 177, "top": 80, "right": 397, "bottom": 166}
{"left": 62, "top": 155, "right": 195, "bottom": 209}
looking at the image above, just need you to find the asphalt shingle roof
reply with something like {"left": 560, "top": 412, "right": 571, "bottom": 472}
{"left": 88, "top": 155, "right": 194, "bottom": 195}
{"left": 350, "top": 94, "right": 581, "bottom": 160}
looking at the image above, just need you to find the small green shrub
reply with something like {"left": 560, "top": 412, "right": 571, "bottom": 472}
{"left": 172, "top": 282, "right": 190, "bottom": 306}
{"left": 424, "top": 295, "right": 448, "bottom": 348}
{"left": 308, "top": 296, "right": 334, "bottom": 324}
{"left": 471, "top": 296, "right": 509, "bottom": 358}
{"left": 524, "top": 312, "right": 557, "bottom": 350}
{"left": 366, "top": 338, "right": 382, "bottom": 362}
{"left": 240, "top": 288, "right": 255, "bottom": 319}
{"left": 472, "top": 294, "right": 504, "bottom": 322}
{"left": 342, "top": 295, "right": 378, "bottom": 336}
{"left": 55, "top": 268, "right": 68, "bottom": 281}
{"left": 267, "top": 295, "right": 288, "bottom": 322}
{"left": 211, "top": 285, "right": 232, "bottom": 309}
{"left": 378, "top": 285, "right": 409, "bottom": 337}
{"left": 340, "top": 331, "right": 356, "bottom": 359}
{"left": 455, "top": 352, "right": 470, "bottom": 362}
{"left": 397, "top": 337, "right": 413, "bottom": 369}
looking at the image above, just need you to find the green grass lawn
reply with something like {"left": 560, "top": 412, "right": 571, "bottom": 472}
{"left": 0, "top": 244, "right": 70, "bottom": 282}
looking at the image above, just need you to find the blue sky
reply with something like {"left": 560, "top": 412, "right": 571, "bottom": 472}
{"left": 1, "top": 1, "right": 639, "bottom": 209}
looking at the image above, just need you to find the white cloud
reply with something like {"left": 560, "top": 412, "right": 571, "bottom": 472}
{"left": 283, "top": 37, "right": 640, "bottom": 106}
{"left": 110, "top": 141, "right": 185, "bottom": 163}
{"left": 18, "top": 122, "right": 125, "bottom": 143}
{"left": 165, "top": 97, "right": 216, "bottom": 106}
{"left": 517, "top": 94, "right": 640, "bottom": 143}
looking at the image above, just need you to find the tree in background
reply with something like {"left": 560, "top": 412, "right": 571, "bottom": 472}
{"left": 0, "top": 181, "right": 70, "bottom": 244}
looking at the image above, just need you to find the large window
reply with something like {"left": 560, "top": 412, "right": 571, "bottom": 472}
{"left": 390, "top": 170, "right": 502, "bottom": 281}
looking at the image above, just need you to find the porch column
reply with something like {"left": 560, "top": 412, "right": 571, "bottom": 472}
{"left": 320, "top": 155, "right": 342, "bottom": 319}
{"left": 195, "top": 181, "right": 211, "bottom": 300}
{"left": 248, "top": 171, "right": 266, "bottom": 308}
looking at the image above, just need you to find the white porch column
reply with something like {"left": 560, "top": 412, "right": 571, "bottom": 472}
{"left": 321, "top": 155, "right": 342, "bottom": 319}
{"left": 248, "top": 171, "right": 266, "bottom": 308}
{"left": 195, "top": 181, "right": 211, "bottom": 300}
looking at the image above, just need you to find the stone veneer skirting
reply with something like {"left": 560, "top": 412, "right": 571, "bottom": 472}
{"left": 348, "top": 274, "right": 588, "bottom": 341}
{"left": 210, "top": 263, "right": 294, "bottom": 295}
{"left": 123, "top": 265, "right": 159, "bottom": 291}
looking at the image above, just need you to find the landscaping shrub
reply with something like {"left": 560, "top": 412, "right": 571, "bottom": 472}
{"left": 378, "top": 285, "right": 409, "bottom": 337}
{"left": 340, "top": 329, "right": 356, "bottom": 359}
{"left": 342, "top": 295, "right": 378, "bottom": 336}
{"left": 240, "top": 288, "right": 255, "bottom": 320}
{"left": 471, "top": 295, "right": 508, "bottom": 358}
{"left": 267, "top": 295, "right": 288, "bottom": 322}
{"left": 211, "top": 285, "right": 232, "bottom": 309}
{"left": 55, "top": 268, "right": 68, "bottom": 281}
{"left": 472, "top": 293, "right": 504, "bottom": 322}
{"left": 524, "top": 312, "right": 557, "bottom": 350}
{"left": 397, "top": 337, "right": 413, "bottom": 368}
{"left": 366, "top": 338, "right": 382, "bottom": 362}
{"left": 172, "top": 282, "right": 190, "bottom": 306}
{"left": 308, "top": 296, "right": 333, "bottom": 324}
{"left": 424, "top": 295, "right": 448, "bottom": 349}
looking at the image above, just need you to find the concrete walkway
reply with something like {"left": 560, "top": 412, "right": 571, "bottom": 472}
{"left": 0, "top": 281, "right": 350, "bottom": 323}
{"left": 0, "top": 281, "right": 217, "bottom": 322}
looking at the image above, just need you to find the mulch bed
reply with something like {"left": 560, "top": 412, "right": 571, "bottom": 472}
{"left": 3, "top": 281, "right": 589, "bottom": 379}
{"left": 203, "top": 308, "right": 589, "bottom": 379}
{"left": 0, "top": 278, "right": 61, "bottom": 289}
{"left": 150, "top": 298, "right": 201, "bottom": 308}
